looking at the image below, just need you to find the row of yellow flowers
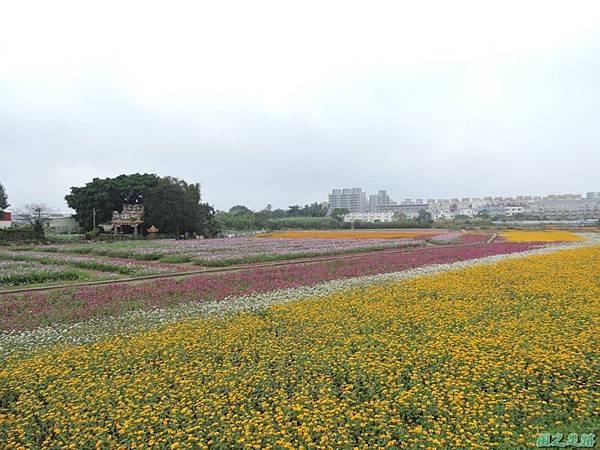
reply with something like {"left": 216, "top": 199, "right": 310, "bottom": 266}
{"left": 1, "top": 246, "right": 598, "bottom": 449}
{"left": 500, "top": 230, "right": 584, "bottom": 242}
{"left": 258, "top": 230, "right": 439, "bottom": 239}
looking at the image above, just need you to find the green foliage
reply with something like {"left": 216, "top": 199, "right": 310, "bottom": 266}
{"left": 0, "top": 229, "right": 38, "bottom": 243}
{"left": 330, "top": 208, "right": 349, "bottom": 221}
{"left": 66, "top": 174, "right": 220, "bottom": 237}
{"left": 434, "top": 216, "right": 494, "bottom": 230}
{"left": 0, "top": 252, "right": 156, "bottom": 276}
{"left": 46, "top": 234, "right": 86, "bottom": 243}
{"left": 417, "top": 209, "right": 432, "bottom": 224}
{"left": 65, "top": 173, "right": 160, "bottom": 231}
{"left": 348, "top": 221, "right": 432, "bottom": 229}
{"left": 0, "top": 268, "right": 84, "bottom": 287}
{"left": 144, "top": 176, "right": 220, "bottom": 236}
{"left": 215, "top": 204, "right": 441, "bottom": 231}
{"left": 144, "top": 177, "right": 200, "bottom": 235}
{"left": 0, "top": 182, "right": 9, "bottom": 212}
{"left": 197, "top": 203, "right": 221, "bottom": 238}
{"left": 158, "top": 255, "right": 191, "bottom": 263}
{"left": 216, "top": 203, "right": 331, "bottom": 231}
{"left": 85, "top": 229, "right": 102, "bottom": 240}
{"left": 229, "top": 205, "right": 253, "bottom": 215}
{"left": 287, "top": 203, "right": 328, "bottom": 217}
{"left": 216, "top": 210, "right": 259, "bottom": 231}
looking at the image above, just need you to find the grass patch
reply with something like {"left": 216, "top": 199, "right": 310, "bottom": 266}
{"left": 0, "top": 269, "right": 87, "bottom": 287}
{"left": 159, "top": 255, "right": 191, "bottom": 263}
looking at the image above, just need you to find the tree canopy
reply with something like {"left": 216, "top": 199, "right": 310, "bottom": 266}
{"left": 216, "top": 202, "right": 331, "bottom": 231}
{"left": 144, "top": 177, "right": 219, "bottom": 236}
{"left": 228, "top": 205, "right": 253, "bottom": 216}
{"left": 0, "top": 182, "right": 9, "bottom": 212}
{"left": 66, "top": 173, "right": 219, "bottom": 236}
{"left": 330, "top": 208, "right": 349, "bottom": 221}
{"left": 65, "top": 173, "right": 160, "bottom": 230}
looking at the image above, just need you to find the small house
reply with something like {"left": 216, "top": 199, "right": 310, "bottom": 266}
{"left": 0, "top": 211, "right": 11, "bottom": 229}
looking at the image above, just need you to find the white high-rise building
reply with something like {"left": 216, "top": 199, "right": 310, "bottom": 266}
{"left": 328, "top": 188, "right": 367, "bottom": 213}
{"left": 367, "top": 190, "right": 396, "bottom": 211}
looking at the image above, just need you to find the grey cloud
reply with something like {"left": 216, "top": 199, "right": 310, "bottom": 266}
{"left": 1, "top": 36, "right": 600, "bottom": 211}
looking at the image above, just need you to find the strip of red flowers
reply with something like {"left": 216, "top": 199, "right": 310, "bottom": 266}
{"left": 1, "top": 242, "right": 542, "bottom": 331}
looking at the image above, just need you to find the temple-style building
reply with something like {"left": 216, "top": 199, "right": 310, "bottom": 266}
{"left": 111, "top": 204, "right": 144, "bottom": 235}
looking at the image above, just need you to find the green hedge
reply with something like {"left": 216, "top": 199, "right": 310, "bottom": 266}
{"left": 0, "top": 229, "right": 39, "bottom": 243}
{"left": 264, "top": 217, "right": 433, "bottom": 230}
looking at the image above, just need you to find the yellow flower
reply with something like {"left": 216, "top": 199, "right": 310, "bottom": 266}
{"left": 1, "top": 245, "right": 598, "bottom": 449}
{"left": 500, "top": 230, "right": 584, "bottom": 242}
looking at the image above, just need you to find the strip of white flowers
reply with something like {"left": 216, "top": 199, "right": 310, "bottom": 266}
{"left": 0, "top": 241, "right": 592, "bottom": 358}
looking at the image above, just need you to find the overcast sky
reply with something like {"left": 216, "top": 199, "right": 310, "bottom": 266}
{"left": 1, "top": 1, "right": 600, "bottom": 212}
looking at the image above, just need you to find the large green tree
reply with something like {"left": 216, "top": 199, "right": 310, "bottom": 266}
{"left": 197, "top": 202, "right": 220, "bottom": 237}
{"left": 66, "top": 174, "right": 220, "bottom": 236}
{"left": 216, "top": 205, "right": 257, "bottom": 231}
{"left": 144, "top": 177, "right": 219, "bottom": 236}
{"left": 65, "top": 173, "right": 160, "bottom": 230}
{"left": 0, "top": 182, "right": 9, "bottom": 212}
{"left": 228, "top": 205, "right": 253, "bottom": 216}
{"left": 330, "top": 208, "right": 349, "bottom": 221}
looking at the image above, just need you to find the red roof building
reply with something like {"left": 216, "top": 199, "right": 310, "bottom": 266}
{"left": 0, "top": 211, "right": 11, "bottom": 229}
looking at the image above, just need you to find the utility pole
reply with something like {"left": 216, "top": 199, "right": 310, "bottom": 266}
{"left": 92, "top": 208, "right": 96, "bottom": 230}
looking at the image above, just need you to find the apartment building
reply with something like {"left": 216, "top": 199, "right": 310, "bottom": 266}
{"left": 343, "top": 211, "right": 395, "bottom": 223}
{"left": 329, "top": 188, "right": 600, "bottom": 222}
{"left": 328, "top": 188, "right": 367, "bottom": 213}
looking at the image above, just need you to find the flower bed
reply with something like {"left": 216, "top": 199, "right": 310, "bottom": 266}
{"left": 0, "top": 244, "right": 597, "bottom": 449}
{"left": 0, "top": 260, "right": 84, "bottom": 287}
{"left": 500, "top": 230, "right": 583, "bottom": 242}
{"left": 38, "top": 236, "right": 427, "bottom": 265}
{"left": 258, "top": 230, "right": 442, "bottom": 239}
{"left": 458, "top": 232, "right": 494, "bottom": 244}
{"left": 0, "top": 250, "right": 179, "bottom": 276}
{"left": 1, "top": 242, "right": 544, "bottom": 331}
{"left": 426, "top": 231, "right": 462, "bottom": 243}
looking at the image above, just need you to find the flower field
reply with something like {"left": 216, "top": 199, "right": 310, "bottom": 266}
{"left": 0, "top": 244, "right": 598, "bottom": 449}
{"left": 37, "top": 236, "right": 428, "bottom": 266}
{"left": 0, "top": 260, "right": 86, "bottom": 287}
{"left": 0, "top": 250, "right": 179, "bottom": 279}
{"left": 0, "top": 232, "right": 516, "bottom": 290}
{"left": 258, "top": 230, "right": 441, "bottom": 239}
{"left": 500, "top": 230, "right": 584, "bottom": 242}
{"left": 456, "top": 232, "right": 494, "bottom": 244}
{"left": 1, "top": 242, "right": 544, "bottom": 332}
{"left": 0, "top": 250, "right": 182, "bottom": 290}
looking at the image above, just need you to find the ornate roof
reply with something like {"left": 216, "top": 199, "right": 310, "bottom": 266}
{"left": 111, "top": 204, "right": 144, "bottom": 225}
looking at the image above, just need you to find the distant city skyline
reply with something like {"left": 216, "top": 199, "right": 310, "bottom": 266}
{"left": 3, "top": 180, "right": 600, "bottom": 214}
{"left": 327, "top": 187, "right": 600, "bottom": 202}
{"left": 327, "top": 187, "right": 600, "bottom": 222}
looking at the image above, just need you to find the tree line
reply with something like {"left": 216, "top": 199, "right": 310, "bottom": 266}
{"left": 215, "top": 203, "right": 333, "bottom": 231}
{"left": 215, "top": 204, "right": 437, "bottom": 231}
